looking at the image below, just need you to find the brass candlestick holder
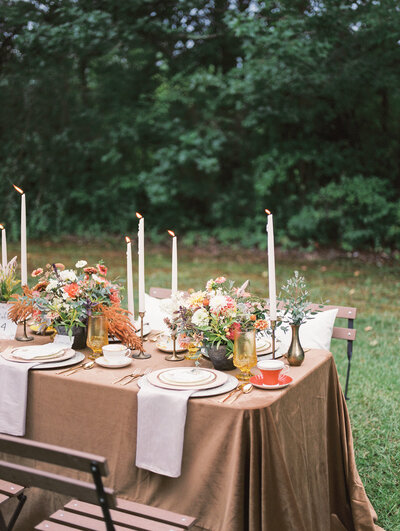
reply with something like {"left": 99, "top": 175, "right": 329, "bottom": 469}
{"left": 270, "top": 319, "right": 276, "bottom": 360}
{"left": 132, "top": 311, "right": 151, "bottom": 359}
{"left": 165, "top": 330, "right": 184, "bottom": 362}
{"left": 16, "top": 319, "right": 34, "bottom": 342}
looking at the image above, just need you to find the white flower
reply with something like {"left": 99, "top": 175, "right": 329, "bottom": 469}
{"left": 92, "top": 274, "right": 106, "bottom": 283}
{"left": 159, "top": 292, "right": 188, "bottom": 315}
{"left": 209, "top": 295, "right": 228, "bottom": 313}
{"left": 59, "top": 269, "right": 77, "bottom": 282}
{"left": 75, "top": 260, "right": 87, "bottom": 268}
{"left": 46, "top": 279, "right": 58, "bottom": 291}
{"left": 192, "top": 308, "right": 209, "bottom": 327}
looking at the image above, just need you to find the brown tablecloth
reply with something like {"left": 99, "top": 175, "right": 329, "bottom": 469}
{"left": 0, "top": 332, "right": 381, "bottom": 531}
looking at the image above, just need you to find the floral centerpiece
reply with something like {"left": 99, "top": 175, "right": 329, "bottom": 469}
{"left": 0, "top": 257, "right": 20, "bottom": 303}
{"left": 9, "top": 260, "right": 141, "bottom": 350}
{"left": 165, "top": 276, "right": 269, "bottom": 369}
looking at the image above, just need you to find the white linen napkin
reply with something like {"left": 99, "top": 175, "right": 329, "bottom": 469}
{"left": 0, "top": 355, "right": 40, "bottom": 436}
{"left": 136, "top": 378, "right": 196, "bottom": 478}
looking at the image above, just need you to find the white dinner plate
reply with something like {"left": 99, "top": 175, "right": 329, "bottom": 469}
{"left": 3, "top": 348, "right": 75, "bottom": 364}
{"left": 158, "top": 368, "right": 216, "bottom": 386}
{"left": 147, "top": 368, "right": 228, "bottom": 391}
{"left": 138, "top": 374, "right": 239, "bottom": 398}
{"left": 95, "top": 356, "right": 132, "bottom": 369}
{"left": 33, "top": 352, "right": 85, "bottom": 370}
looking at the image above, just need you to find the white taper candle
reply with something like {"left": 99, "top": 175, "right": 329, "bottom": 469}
{"left": 125, "top": 236, "right": 135, "bottom": 325}
{"left": 265, "top": 209, "right": 277, "bottom": 321}
{"left": 136, "top": 213, "right": 145, "bottom": 313}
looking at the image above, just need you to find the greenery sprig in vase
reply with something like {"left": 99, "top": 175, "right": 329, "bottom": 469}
{"left": 280, "top": 271, "right": 320, "bottom": 366}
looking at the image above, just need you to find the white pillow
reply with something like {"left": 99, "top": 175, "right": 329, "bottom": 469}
{"left": 144, "top": 293, "right": 170, "bottom": 332}
{"left": 275, "top": 308, "right": 338, "bottom": 356}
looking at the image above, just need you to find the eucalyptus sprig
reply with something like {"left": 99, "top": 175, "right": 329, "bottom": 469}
{"left": 280, "top": 271, "right": 318, "bottom": 326}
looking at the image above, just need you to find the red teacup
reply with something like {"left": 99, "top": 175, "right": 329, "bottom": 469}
{"left": 257, "top": 360, "right": 289, "bottom": 385}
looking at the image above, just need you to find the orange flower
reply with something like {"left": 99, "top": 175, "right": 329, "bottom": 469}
{"left": 203, "top": 298, "right": 209, "bottom": 306}
{"left": 84, "top": 267, "right": 97, "bottom": 275}
{"left": 63, "top": 283, "right": 80, "bottom": 299}
{"left": 97, "top": 263, "right": 107, "bottom": 276}
{"left": 250, "top": 314, "right": 256, "bottom": 321}
{"left": 254, "top": 319, "right": 268, "bottom": 330}
{"left": 31, "top": 268, "right": 43, "bottom": 277}
{"left": 54, "top": 263, "right": 65, "bottom": 271}
{"left": 110, "top": 289, "right": 120, "bottom": 304}
{"left": 33, "top": 281, "right": 49, "bottom": 292}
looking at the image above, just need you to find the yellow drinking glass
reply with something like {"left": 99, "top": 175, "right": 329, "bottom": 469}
{"left": 87, "top": 314, "right": 108, "bottom": 359}
{"left": 233, "top": 328, "right": 257, "bottom": 381}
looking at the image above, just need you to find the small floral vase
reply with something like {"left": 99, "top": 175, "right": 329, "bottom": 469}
{"left": 206, "top": 344, "right": 235, "bottom": 371}
{"left": 55, "top": 325, "right": 87, "bottom": 350}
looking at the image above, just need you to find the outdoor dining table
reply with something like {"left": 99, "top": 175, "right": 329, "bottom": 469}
{"left": 0, "top": 331, "right": 381, "bottom": 531}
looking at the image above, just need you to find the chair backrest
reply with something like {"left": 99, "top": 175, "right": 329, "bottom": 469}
{"left": 276, "top": 301, "right": 357, "bottom": 343}
{"left": 149, "top": 287, "right": 173, "bottom": 299}
{"left": 0, "top": 434, "right": 115, "bottom": 520}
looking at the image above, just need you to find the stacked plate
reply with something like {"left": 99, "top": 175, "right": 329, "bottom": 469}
{"left": 143, "top": 367, "right": 238, "bottom": 398}
{"left": 1, "top": 344, "right": 85, "bottom": 370}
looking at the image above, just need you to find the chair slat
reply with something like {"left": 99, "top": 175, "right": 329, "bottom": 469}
{"left": 0, "top": 478, "right": 24, "bottom": 496}
{"left": 66, "top": 499, "right": 193, "bottom": 530}
{"left": 116, "top": 498, "right": 197, "bottom": 529}
{"left": 36, "top": 521, "right": 73, "bottom": 531}
{"left": 332, "top": 327, "right": 357, "bottom": 341}
{"left": 0, "top": 435, "right": 108, "bottom": 476}
{"left": 0, "top": 461, "right": 115, "bottom": 508}
{"left": 0, "top": 493, "right": 9, "bottom": 504}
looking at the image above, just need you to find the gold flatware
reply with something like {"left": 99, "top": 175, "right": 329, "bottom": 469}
{"left": 228, "top": 383, "right": 253, "bottom": 404}
{"left": 217, "top": 383, "right": 242, "bottom": 403}
{"left": 113, "top": 368, "right": 141, "bottom": 385}
{"left": 149, "top": 332, "right": 164, "bottom": 342}
{"left": 121, "top": 367, "right": 152, "bottom": 386}
{"left": 60, "top": 361, "right": 95, "bottom": 376}
{"left": 57, "top": 362, "right": 85, "bottom": 375}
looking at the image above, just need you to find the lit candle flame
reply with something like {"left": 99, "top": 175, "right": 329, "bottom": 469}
{"left": 264, "top": 209, "right": 271, "bottom": 215}
{"left": 125, "top": 236, "right": 131, "bottom": 243}
{"left": 136, "top": 212, "right": 143, "bottom": 219}
{"left": 13, "top": 184, "right": 24, "bottom": 195}
{"left": 0, "top": 224, "right": 4, "bottom": 230}
{"left": 167, "top": 230, "right": 175, "bottom": 237}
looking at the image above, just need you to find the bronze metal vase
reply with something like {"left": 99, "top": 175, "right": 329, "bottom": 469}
{"left": 287, "top": 324, "right": 305, "bottom": 366}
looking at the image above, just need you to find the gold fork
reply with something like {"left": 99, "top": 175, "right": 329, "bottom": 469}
{"left": 113, "top": 368, "right": 141, "bottom": 385}
{"left": 121, "top": 367, "right": 152, "bottom": 385}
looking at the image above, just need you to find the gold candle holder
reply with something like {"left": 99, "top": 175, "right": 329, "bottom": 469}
{"left": 165, "top": 331, "right": 184, "bottom": 362}
{"left": 132, "top": 311, "right": 151, "bottom": 359}
{"left": 16, "top": 319, "right": 34, "bottom": 342}
{"left": 270, "top": 319, "right": 276, "bottom": 360}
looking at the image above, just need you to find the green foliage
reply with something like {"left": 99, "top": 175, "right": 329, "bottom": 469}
{"left": 0, "top": 257, "right": 20, "bottom": 302}
{"left": 1, "top": 0, "right": 400, "bottom": 249}
{"left": 279, "top": 270, "right": 317, "bottom": 325}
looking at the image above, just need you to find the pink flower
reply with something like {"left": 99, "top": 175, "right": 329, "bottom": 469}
{"left": 215, "top": 276, "right": 226, "bottom": 284}
{"left": 31, "top": 268, "right": 43, "bottom": 277}
{"left": 97, "top": 264, "right": 108, "bottom": 276}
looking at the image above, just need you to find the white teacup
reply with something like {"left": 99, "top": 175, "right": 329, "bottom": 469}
{"left": 102, "top": 344, "right": 129, "bottom": 362}
{"left": 257, "top": 359, "right": 289, "bottom": 385}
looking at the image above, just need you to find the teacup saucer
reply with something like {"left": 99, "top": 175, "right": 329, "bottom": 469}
{"left": 249, "top": 374, "right": 293, "bottom": 390}
{"left": 95, "top": 356, "right": 132, "bottom": 369}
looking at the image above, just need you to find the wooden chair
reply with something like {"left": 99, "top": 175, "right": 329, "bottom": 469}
{"left": 0, "top": 478, "right": 26, "bottom": 531}
{"left": 0, "top": 434, "right": 197, "bottom": 531}
{"left": 149, "top": 287, "right": 357, "bottom": 399}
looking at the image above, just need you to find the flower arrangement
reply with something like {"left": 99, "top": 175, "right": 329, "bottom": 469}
{"left": 165, "top": 277, "right": 269, "bottom": 357}
{"left": 0, "top": 257, "right": 20, "bottom": 302}
{"left": 9, "top": 260, "right": 141, "bottom": 350}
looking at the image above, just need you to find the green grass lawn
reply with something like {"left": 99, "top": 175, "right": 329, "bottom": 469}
{"left": 8, "top": 239, "right": 400, "bottom": 530}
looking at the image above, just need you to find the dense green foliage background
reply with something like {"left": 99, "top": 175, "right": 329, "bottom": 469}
{"left": 1, "top": 0, "right": 400, "bottom": 250}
